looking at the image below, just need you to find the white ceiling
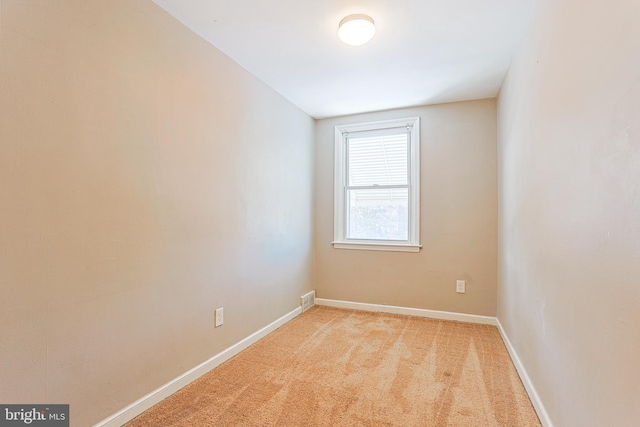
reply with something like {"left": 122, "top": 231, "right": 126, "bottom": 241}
{"left": 152, "top": 0, "right": 536, "bottom": 119}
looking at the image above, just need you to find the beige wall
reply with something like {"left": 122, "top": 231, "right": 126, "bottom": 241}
{"left": 0, "top": 1, "right": 314, "bottom": 426}
{"left": 315, "top": 100, "right": 498, "bottom": 316}
{"left": 497, "top": 0, "right": 640, "bottom": 425}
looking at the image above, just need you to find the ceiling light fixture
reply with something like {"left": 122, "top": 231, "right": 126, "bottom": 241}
{"left": 338, "top": 14, "right": 376, "bottom": 46}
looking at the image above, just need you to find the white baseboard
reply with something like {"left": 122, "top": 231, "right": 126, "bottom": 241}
{"left": 316, "top": 298, "right": 497, "bottom": 325}
{"left": 93, "top": 306, "right": 302, "bottom": 427}
{"left": 496, "top": 318, "right": 554, "bottom": 427}
{"left": 94, "top": 299, "right": 552, "bottom": 427}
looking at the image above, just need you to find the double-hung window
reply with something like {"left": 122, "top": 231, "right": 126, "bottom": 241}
{"left": 333, "top": 117, "right": 420, "bottom": 252}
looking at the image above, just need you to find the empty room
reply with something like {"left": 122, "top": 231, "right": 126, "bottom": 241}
{"left": 1, "top": 0, "right": 638, "bottom": 426}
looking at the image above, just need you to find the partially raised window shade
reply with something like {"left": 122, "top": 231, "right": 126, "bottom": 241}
{"left": 348, "top": 132, "right": 408, "bottom": 187}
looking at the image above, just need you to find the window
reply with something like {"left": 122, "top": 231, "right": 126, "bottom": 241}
{"left": 333, "top": 117, "right": 420, "bottom": 252}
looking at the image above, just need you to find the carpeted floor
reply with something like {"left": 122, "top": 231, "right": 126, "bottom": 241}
{"left": 126, "top": 306, "right": 541, "bottom": 426}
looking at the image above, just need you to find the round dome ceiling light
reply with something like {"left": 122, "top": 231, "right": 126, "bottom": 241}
{"left": 338, "top": 14, "right": 376, "bottom": 46}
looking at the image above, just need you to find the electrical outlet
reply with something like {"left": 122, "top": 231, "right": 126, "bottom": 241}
{"left": 215, "top": 307, "right": 224, "bottom": 327}
{"left": 456, "top": 280, "right": 466, "bottom": 294}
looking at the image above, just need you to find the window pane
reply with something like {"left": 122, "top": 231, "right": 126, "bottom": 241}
{"left": 347, "top": 188, "right": 408, "bottom": 240}
{"left": 348, "top": 133, "right": 408, "bottom": 186}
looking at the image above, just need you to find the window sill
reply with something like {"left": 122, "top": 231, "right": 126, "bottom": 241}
{"left": 332, "top": 242, "right": 422, "bottom": 253}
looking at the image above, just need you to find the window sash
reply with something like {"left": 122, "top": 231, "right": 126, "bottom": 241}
{"left": 343, "top": 127, "right": 412, "bottom": 243}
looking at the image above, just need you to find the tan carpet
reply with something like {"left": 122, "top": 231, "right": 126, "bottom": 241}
{"left": 126, "top": 306, "right": 541, "bottom": 426}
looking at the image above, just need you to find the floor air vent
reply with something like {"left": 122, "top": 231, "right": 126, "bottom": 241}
{"left": 301, "top": 290, "right": 316, "bottom": 313}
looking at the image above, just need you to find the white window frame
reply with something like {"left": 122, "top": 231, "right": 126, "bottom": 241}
{"left": 333, "top": 117, "right": 421, "bottom": 252}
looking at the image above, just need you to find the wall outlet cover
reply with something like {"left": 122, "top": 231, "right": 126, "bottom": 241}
{"left": 215, "top": 307, "right": 224, "bottom": 327}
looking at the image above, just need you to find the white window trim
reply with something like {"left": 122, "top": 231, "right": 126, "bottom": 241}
{"left": 333, "top": 117, "right": 421, "bottom": 252}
